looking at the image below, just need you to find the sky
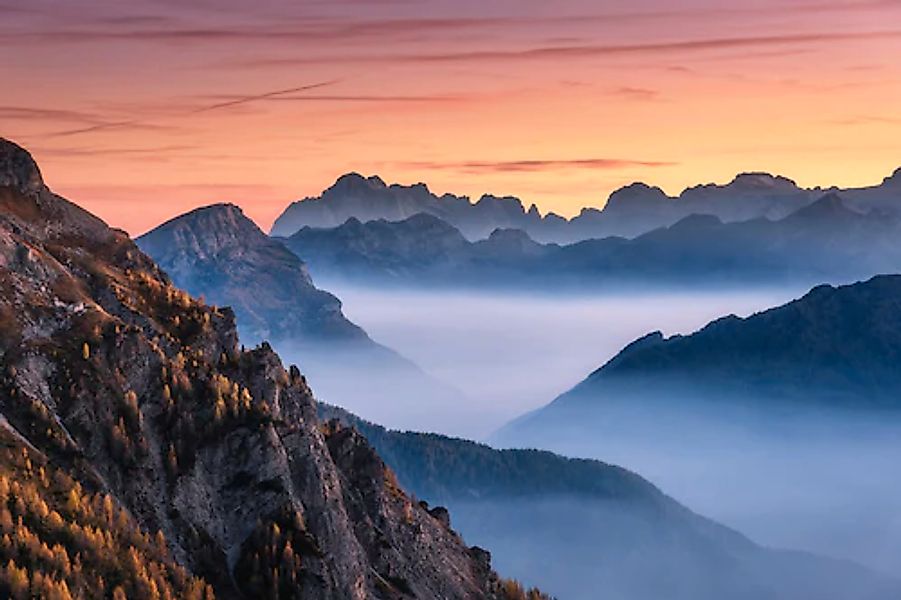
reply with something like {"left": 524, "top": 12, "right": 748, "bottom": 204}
{"left": 3, "top": 0, "right": 901, "bottom": 235}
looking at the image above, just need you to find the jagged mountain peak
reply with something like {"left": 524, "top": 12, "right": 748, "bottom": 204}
{"left": 0, "top": 137, "right": 44, "bottom": 196}
{"left": 603, "top": 182, "right": 673, "bottom": 212}
{"left": 883, "top": 166, "right": 901, "bottom": 186}
{"left": 786, "top": 192, "right": 859, "bottom": 221}
{"left": 487, "top": 228, "right": 534, "bottom": 243}
{"left": 729, "top": 172, "right": 800, "bottom": 189}
{"left": 329, "top": 171, "right": 388, "bottom": 193}
{"left": 141, "top": 201, "right": 270, "bottom": 260}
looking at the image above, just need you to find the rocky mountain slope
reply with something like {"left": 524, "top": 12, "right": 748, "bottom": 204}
{"left": 138, "top": 205, "right": 469, "bottom": 433}
{"left": 282, "top": 195, "right": 901, "bottom": 290}
{"left": 0, "top": 137, "right": 540, "bottom": 600}
{"left": 270, "top": 169, "right": 901, "bottom": 243}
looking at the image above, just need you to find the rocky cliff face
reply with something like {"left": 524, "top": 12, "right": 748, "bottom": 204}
{"left": 137, "top": 202, "right": 367, "bottom": 346}
{"left": 0, "top": 138, "right": 536, "bottom": 599}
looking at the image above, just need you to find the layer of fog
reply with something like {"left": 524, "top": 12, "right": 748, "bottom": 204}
{"left": 305, "top": 282, "right": 901, "bottom": 578}
{"left": 320, "top": 283, "right": 804, "bottom": 438}
{"left": 270, "top": 339, "right": 477, "bottom": 436}
{"left": 494, "top": 399, "right": 901, "bottom": 576}
{"left": 443, "top": 496, "right": 898, "bottom": 600}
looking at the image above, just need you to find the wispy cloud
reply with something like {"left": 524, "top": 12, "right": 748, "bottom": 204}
{"left": 609, "top": 87, "right": 661, "bottom": 101}
{"left": 39, "top": 81, "right": 339, "bottom": 138}
{"left": 186, "top": 80, "right": 338, "bottom": 113}
{"left": 203, "top": 92, "right": 468, "bottom": 104}
{"left": 827, "top": 115, "right": 901, "bottom": 126}
{"left": 31, "top": 144, "right": 198, "bottom": 158}
{"left": 391, "top": 30, "right": 901, "bottom": 64}
{"left": 397, "top": 158, "right": 676, "bottom": 174}
{"left": 225, "top": 29, "right": 901, "bottom": 68}
{"left": 0, "top": 106, "right": 103, "bottom": 123}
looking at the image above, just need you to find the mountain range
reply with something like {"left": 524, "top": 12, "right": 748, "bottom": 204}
{"left": 280, "top": 193, "right": 901, "bottom": 291}
{"left": 138, "top": 204, "right": 469, "bottom": 433}
{"left": 5, "top": 135, "right": 900, "bottom": 599}
{"left": 270, "top": 168, "right": 901, "bottom": 243}
{"left": 0, "top": 138, "right": 540, "bottom": 600}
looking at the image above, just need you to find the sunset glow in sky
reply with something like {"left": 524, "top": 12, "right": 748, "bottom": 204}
{"left": 4, "top": 0, "right": 901, "bottom": 234}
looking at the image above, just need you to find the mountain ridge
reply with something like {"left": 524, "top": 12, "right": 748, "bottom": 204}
{"left": 281, "top": 194, "right": 901, "bottom": 291}
{"left": 270, "top": 168, "right": 901, "bottom": 243}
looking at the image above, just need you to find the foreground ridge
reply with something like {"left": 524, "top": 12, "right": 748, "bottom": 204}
{"left": 0, "top": 138, "right": 547, "bottom": 599}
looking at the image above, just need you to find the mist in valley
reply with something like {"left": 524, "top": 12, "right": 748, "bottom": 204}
{"left": 318, "top": 283, "right": 805, "bottom": 438}
{"left": 493, "top": 394, "right": 901, "bottom": 578}
{"left": 300, "top": 281, "right": 901, "bottom": 587}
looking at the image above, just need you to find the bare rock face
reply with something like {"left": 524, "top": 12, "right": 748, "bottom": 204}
{"left": 0, "top": 138, "right": 43, "bottom": 196}
{"left": 0, "top": 138, "right": 530, "bottom": 600}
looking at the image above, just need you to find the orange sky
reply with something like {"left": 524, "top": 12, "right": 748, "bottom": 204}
{"left": 3, "top": 0, "right": 901, "bottom": 235}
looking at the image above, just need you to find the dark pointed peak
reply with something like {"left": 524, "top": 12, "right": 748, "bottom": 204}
{"left": 527, "top": 203, "right": 541, "bottom": 217}
{"left": 487, "top": 227, "right": 534, "bottom": 243}
{"left": 604, "top": 182, "right": 671, "bottom": 210}
{"left": 883, "top": 167, "right": 901, "bottom": 186}
{"left": 0, "top": 138, "right": 44, "bottom": 196}
{"left": 476, "top": 193, "right": 525, "bottom": 209}
{"left": 597, "top": 330, "right": 666, "bottom": 374}
{"left": 391, "top": 181, "right": 432, "bottom": 194}
{"left": 616, "top": 181, "right": 668, "bottom": 196}
{"left": 328, "top": 172, "right": 387, "bottom": 194}
{"left": 728, "top": 172, "right": 799, "bottom": 189}
{"left": 668, "top": 213, "right": 723, "bottom": 230}
{"left": 785, "top": 193, "right": 860, "bottom": 222}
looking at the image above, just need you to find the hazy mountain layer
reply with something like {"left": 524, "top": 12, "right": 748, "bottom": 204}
{"left": 320, "top": 404, "right": 900, "bottom": 600}
{"left": 270, "top": 168, "right": 901, "bottom": 243}
{"left": 281, "top": 194, "right": 901, "bottom": 291}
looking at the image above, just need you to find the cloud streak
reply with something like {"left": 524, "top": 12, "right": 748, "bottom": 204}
{"left": 225, "top": 29, "right": 901, "bottom": 68}
{"left": 397, "top": 158, "right": 676, "bottom": 174}
{"left": 40, "top": 81, "right": 340, "bottom": 138}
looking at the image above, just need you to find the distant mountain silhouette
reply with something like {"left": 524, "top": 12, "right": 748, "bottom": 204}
{"left": 281, "top": 194, "right": 901, "bottom": 290}
{"left": 270, "top": 169, "right": 901, "bottom": 243}
{"left": 138, "top": 204, "right": 471, "bottom": 432}
{"left": 270, "top": 172, "right": 564, "bottom": 241}
{"left": 320, "top": 403, "right": 900, "bottom": 600}
{"left": 505, "top": 275, "right": 901, "bottom": 429}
